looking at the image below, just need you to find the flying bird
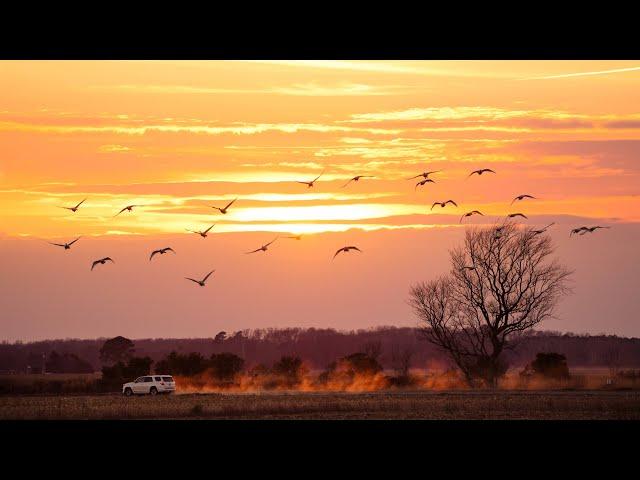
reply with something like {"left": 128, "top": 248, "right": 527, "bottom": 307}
{"left": 431, "top": 200, "right": 458, "bottom": 210}
{"left": 333, "top": 246, "right": 362, "bottom": 259}
{"left": 570, "top": 227, "right": 588, "bottom": 237}
{"left": 209, "top": 198, "right": 237, "bottom": 214}
{"left": 91, "top": 257, "right": 114, "bottom": 271}
{"left": 149, "top": 247, "right": 175, "bottom": 261}
{"left": 342, "top": 175, "right": 374, "bottom": 188}
{"left": 468, "top": 168, "right": 496, "bottom": 178}
{"left": 246, "top": 237, "right": 279, "bottom": 254}
{"left": 579, "top": 226, "right": 611, "bottom": 235}
{"left": 296, "top": 171, "right": 324, "bottom": 188}
{"left": 185, "top": 269, "right": 215, "bottom": 287}
{"left": 49, "top": 237, "right": 81, "bottom": 250}
{"left": 114, "top": 205, "right": 141, "bottom": 217}
{"left": 58, "top": 198, "right": 87, "bottom": 213}
{"left": 532, "top": 223, "right": 555, "bottom": 235}
{"left": 460, "top": 265, "right": 476, "bottom": 271}
{"left": 285, "top": 234, "right": 303, "bottom": 240}
{"left": 415, "top": 178, "right": 435, "bottom": 190}
{"left": 511, "top": 194, "right": 536, "bottom": 205}
{"left": 508, "top": 213, "right": 528, "bottom": 220}
{"left": 186, "top": 224, "right": 215, "bottom": 238}
{"left": 460, "top": 210, "right": 484, "bottom": 223}
{"left": 407, "top": 170, "right": 441, "bottom": 180}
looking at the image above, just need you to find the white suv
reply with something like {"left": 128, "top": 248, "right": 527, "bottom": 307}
{"left": 122, "top": 375, "right": 176, "bottom": 396}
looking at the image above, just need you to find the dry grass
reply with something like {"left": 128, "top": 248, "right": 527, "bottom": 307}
{"left": 1, "top": 391, "right": 639, "bottom": 420}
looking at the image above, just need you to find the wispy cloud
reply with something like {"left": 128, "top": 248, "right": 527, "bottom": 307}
{"left": 98, "top": 144, "right": 131, "bottom": 153}
{"left": 0, "top": 120, "right": 400, "bottom": 136}
{"left": 271, "top": 83, "right": 413, "bottom": 96}
{"left": 522, "top": 66, "right": 640, "bottom": 80}
{"left": 95, "top": 82, "right": 414, "bottom": 97}
{"left": 244, "top": 60, "right": 433, "bottom": 75}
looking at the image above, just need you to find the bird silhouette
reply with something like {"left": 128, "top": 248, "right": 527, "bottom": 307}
{"left": 49, "top": 237, "right": 81, "bottom": 250}
{"left": 185, "top": 269, "right": 215, "bottom": 287}
{"left": 342, "top": 175, "right": 374, "bottom": 188}
{"left": 468, "top": 168, "right": 496, "bottom": 178}
{"left": 114, "top": 205, "right": 141, "bottom": 217}
{"left": 407, "top": 171, "right": 441, "bottom": 180}
{"left": 149, "top": 247, "right": 176, "bottom": 261}
{"left": 570, "top": 227, "right": 588, "bottom": 237}
{"left": 431, "top": 200, "right": 458, "bottom": 210}
{"left": 579, "top": 226, "right": 611, "bottom": 235}
{"left": 285, "top": 234, "right": 303, "bottom": 240}
{"left": 333, "top": 246, "right": 362, "bottom": 259}
{"left": 246, "top": 237, "right": 279, "bottom": 254}
{"left": 210, "top": 198, "right": 237, "bottom": 214}
{"left": 460, "top": 210, "right": 484, "bottom": 223}
{"left": 460, "top": 265, "right": 476, "bottom": 271}
{"left": 296, "top": 171, "right": 324, "bottom": 188}
{"left": 58, "top": 198, "right": 87, "bottom": 213}
{"left": 415, "top": 178, "right": 435, "bottom": 190}
{"left": 511, "top": 194, "right": 536, "bottom": 205}
{"left": 186, "top": 224, "right": 215, "bottom": 238}
{"left": 508, "top": 213, "right": 528, "bottom": 220}
{"left": 532, "top": 223, "right": 555, "bottom": 235}
{"left": 91, "top": 257, "right": 114, "bottom": 271}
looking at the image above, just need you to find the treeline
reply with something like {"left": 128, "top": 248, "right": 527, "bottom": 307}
{"left": 2, "top": 327, "right": 640, "bottom": 374}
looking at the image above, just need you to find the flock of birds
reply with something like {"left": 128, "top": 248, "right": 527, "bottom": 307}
{"left": 49, "top": 168, "right": 611, "bottom": 287}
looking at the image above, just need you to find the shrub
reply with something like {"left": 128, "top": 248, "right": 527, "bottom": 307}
{"left": 522, "top": 352, "right": 570, "bottom": 380}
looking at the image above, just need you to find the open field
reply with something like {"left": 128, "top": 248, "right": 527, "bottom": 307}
{"left": 1, "top": 391, "right": 640, "bottom": 420}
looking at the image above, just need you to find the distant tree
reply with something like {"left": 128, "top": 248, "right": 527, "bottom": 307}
{"left": 524, "top": 352, "right": 570, "bottom": 380}
{"left": 100, "top": 356, "right": 153, "bottom": 390}
{"left": 362, "top": 341, "right": 383, "bottom": 362}
{"left": 155, "top": 351, "right": 208, "bottom": 376}
{"left": 209, "top": 353, "right": 244, "bottom": 381}
{"left": 343, "top": 352, "right": 383, "bottom": 376}
{"left": 272, "top": 355, "right": 306, "bottom": 387}
{"left": 214, "top": 331, "right": 227, "bottom": 344}
{"left": 410, "top": 221, "right": 572, "bottom": 387}
{"left": 99, "top": 336, "right": 135, "bottom": 365}
{"left": 390, "top": 345, "right": 414, "bottom": 378}
{"left": 46, "top": 351, "right": 93, "bottom": 373}
{"left": 125, "top": 356, "right": 154, "bottom": 379}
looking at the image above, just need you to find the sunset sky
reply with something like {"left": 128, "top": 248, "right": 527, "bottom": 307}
{"left": 1, "top": 60, "right": 639, "bottom": 341}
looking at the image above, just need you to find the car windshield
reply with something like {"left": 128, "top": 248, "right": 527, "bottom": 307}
{"left": 162, "top": 376, "right": 174, "bottom": 382}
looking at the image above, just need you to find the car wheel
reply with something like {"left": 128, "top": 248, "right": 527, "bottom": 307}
{"left": 124, "top": 388, "right": 133, "bottom": 397}
{"left": 149, "top": 387, "right": 158, "bottom": 396}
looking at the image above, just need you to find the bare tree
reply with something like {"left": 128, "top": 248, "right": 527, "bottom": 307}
{"left": 391, "top": 344, "right": 414, "bottom": 378}
{"left": 409, "top": 221, "right": 572, "bottom": 387}
{"left": 362, "top": 341, "right": 383, "bottom": 362}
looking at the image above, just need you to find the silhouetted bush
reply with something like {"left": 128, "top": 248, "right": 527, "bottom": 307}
{"left": 100, "top": 356, "right": 153, "bottom": 390}
{"left": 386, "top": 375, "right": 417, "bottom": 388}
{"left": 154, "top": 351, "right": 208, "bottom": 376}
{"left": 521, "top": 352, "right": 570, "bottom": 380}
{"left": 209, "top": 353, "right": 244, "bottom": 381}
{"left": 271, "top": 355, "right": 306, "bottom": 387}
{"left": 469, "top": 357, "right": 509, "bottom": 387}
{"left": 318, "top": 352, "right": 384, "bottom": 386}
